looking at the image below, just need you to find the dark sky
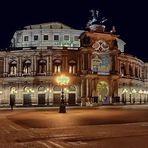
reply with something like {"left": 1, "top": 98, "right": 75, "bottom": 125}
{"left": 0, "top": 0, "right": 148, "bottom": 62}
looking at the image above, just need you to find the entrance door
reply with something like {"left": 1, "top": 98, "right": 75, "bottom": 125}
{"left": 53, "top": 94, "right": 61, "bottom": 105}
{"left": 38, "top": 94, "right": 45, "bottom": 106}
{"left": 68, "top": 93, "right": 76, "bottom": 105}
{"left": 23, "top": 94, "right": 31, "bottom": 106}
{"left": 10, "top": 94, "right": 15, "bottom": 105}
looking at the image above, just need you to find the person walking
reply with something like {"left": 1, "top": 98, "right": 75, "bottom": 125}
{"left": 10, "top": 97, "right": 15, "bottom": 111}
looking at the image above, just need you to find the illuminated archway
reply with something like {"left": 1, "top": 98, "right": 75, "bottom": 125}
{"left": 96, "top": 81, "right": 109, "bottom": 102}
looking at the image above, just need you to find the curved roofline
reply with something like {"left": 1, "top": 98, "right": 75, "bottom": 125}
{"left": 24, "top": 22, "right": 72, "bottom": 30}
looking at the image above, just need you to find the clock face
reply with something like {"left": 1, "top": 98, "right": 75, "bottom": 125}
{"left": 92, "top": 40, "right": 109, "bottom": 52}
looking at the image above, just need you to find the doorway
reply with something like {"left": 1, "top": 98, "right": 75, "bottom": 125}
{"left": 23, "top": 94, "right": 31, "bottom": 106}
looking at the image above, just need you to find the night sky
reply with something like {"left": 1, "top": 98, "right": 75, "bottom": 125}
{"left": 0, "top": 0, "right": 148, "bottom": 62}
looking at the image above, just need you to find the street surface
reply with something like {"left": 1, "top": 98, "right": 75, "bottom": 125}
{"left": 0, "top": 105, "right": 148, "bottom": 148}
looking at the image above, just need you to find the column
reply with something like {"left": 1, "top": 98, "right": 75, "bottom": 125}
{"left": 19, "top": 56, "right": 22, "bottom": 76}
{"left": 3, "top": 57, "right": 6, "bottom": 76}
{"left": 31, "top": 56, "right": 34, "bottom": 75}
{"left": 86, "top": 78, "right": 89, "bottom": 97}
{"left": 49, "top": 55, "right": 52, "bottom": 74}
{"left": 77, "top": 55, "right": 80, "bottom": 74}
{"left": 5, "top": 57, "right": 9, "bottom": 74}
{"left": 80, "top": 78, "right": 86, "bottom": 106}
{"left": 16, "top": 57, "right": 19, "bottom": 76}
{"left": 46, "top": 56, "right": 49, "bottom": 75}
{"left": 114, "top": 55, "right": 118, "bottom": 74}
{"left": 65, "top": 56, "right": 68, "bottom": 72}
{"left": 126, "top": 62, "right": 129, "bottom": 76}
{"left": 34, "top": 56, "right": 37, "bottom": 75}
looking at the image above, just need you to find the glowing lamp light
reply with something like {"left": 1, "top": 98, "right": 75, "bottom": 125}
{"left": 122, "top": 88, "right": 128, "bottom": 94}
{"left": 132, "top": 89, "right": 137, "bottom": 94}
{"left": 139, "top": 90, "right": 143, "bottom": 94}
{"left": 56, "top": 74, "right": 70, "bottom": 86}
{"left": 56, "top": 74, "right": 70, "bottom": 113}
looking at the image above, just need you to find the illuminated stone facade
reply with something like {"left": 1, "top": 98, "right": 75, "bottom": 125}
{"left": 0, "top": 21, "right": 148, "bottom": 107}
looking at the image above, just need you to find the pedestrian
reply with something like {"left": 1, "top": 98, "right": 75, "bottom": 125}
{"left": 10, "top": 97, "right": 15, "bottom": 111}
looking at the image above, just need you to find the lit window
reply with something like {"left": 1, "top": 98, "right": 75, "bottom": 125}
{"left": 69, "top": 65, "right": 76, "bottom": 74}
{"left": 53, "top": 60, "right": 61, "bottom": 73}
{"left": 38, "top": 60, "right": 46, "bottom": 73}
{"left": 9, "top": 61, "right": 17, "bottom": 75}
{"left": 64, "top": 35, "right": 69, "bottom": 41}
{"left": 54, "top": 35, "right": 59, "bottom": 41}
{"left": 68, "top": 60, "right": 76, "bottom": 74}
{"left": 24, "top": 36, "right": 29, "bottom": 41}
{"left": 23, "top": 60, "right": 31, "bottom": 74}
{"left": 44, "top": 35, "right": 48, "bottom": 40}
{"left": 34, "top": 35, "right": 38, "bottom": 41}
{"left": 54, "top": 65, "right": 61, "bottom": 73}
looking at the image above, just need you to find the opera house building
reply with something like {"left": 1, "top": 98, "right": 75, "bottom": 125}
{"left": 0, "top": 15, "right": 148, "bottom": 107}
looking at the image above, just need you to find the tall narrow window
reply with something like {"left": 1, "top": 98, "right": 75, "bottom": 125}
{"left": 9, "top": 61, "right": 17, "bottom": 75}
{"left": 121, "top": 63, "right": 126, "bottom": 76}
{"left": 53, "top": 59, "right": 62, "bottom": 73}
{"left": 23, "top": 60, "right": 31, "bottom": 74}
{"left": 68, "top": 60, "right": 76, "bottom": 74}
{"left": 34, "top": 35, "right": 38, "bottom": 41}
{"left": 43, "top": 35, "right": 48, "bottom": 40}
{"left": 135, "top": 67, "right": 138, "bottom": 77}
{"left": 38, "top": 60, "right": 47, "bottom": 73}
{"left": 129, "top": 65, "right": 133, "bottom": 76}
{"left": 24, "top": 36, "right": 29, "bottom": 41}
{"left": 54, "top": 35, "right": 59, "bottom": 41}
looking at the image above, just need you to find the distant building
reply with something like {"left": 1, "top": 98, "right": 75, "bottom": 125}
{"left": 0, "top": 16, "right": 148, "bottom": 107}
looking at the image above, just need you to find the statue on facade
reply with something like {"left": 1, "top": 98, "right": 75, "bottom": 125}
{"left": 86, "top": 10, "right": 107, "bottom": 28}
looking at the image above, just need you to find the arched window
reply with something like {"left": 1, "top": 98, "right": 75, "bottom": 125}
{"left": 23, "top": 60, "right": 31, "bottom": 74}
{"left": 53, "top": 86, "right": 61, "bottom": 91}
{"left": 120, "top": 63, "right": 126, "bottom": 76}
{"left": 53, "top": 59, "right": 62, "bottom": 73}
{"left": 129, "top": 65, "right": 133, "bottom": 76}
{"left": 38, "top": 86, "right": 45, "bottom": 92}
{"left": 68, "top": 60, "right": 76, "bottom": 74}
{"left": 139, "top": 68, "right": 141, "bottom": 78}
{"left": 9, "top": 61, "right": 17, "bottom": 75}
{"left": 69, "top": 86, "right": 76, "bottom": 91}
{"left": 135, "top": 67, "right": 138, "bottom": 77}
{"left": 38, "top": 59, "right": 46, "bottom": 73}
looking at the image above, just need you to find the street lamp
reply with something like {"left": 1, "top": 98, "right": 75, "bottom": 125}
{"left": 56, "top": 74, "right": 70, "bottom": 113}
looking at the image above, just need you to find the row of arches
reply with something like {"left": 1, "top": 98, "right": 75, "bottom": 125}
{"left": 9, "top": 59, "right": 77, "bottom": 75}
{"left": 120, "top": 63, "right": 142, "bottom": 78}
{"left": 9, "top": 85, "right": 77, "bottom": 106}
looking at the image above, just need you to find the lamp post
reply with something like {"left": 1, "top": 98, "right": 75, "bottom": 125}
{"left": 56, "top": 74, "right": 70, "bottom": 113}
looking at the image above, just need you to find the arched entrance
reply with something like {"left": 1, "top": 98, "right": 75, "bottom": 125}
{"left": 10, "top": 87, "right": 17, "bottom": 106}
{"left": 68, "top": 86, "right": 76, "bottom": 105}
{"left": 53, "top": 86, "right": 61, "bottom": 105}
{"left": 38, "top": 86, "right": 46, "bottom": 106}
{"left": 96, "top": 81, "right": 109, "bottom": 104}
{"left": 23, "top": 87, "right": 32, "bottom": 106}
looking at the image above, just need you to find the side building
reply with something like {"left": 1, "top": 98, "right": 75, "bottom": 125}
{"left": 0, "top": 21, "right": 148, "bottom": 107}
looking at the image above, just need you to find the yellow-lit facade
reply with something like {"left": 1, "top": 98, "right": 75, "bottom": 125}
{"left": 0, "top": 22, "right": 148, "bottom": 107}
